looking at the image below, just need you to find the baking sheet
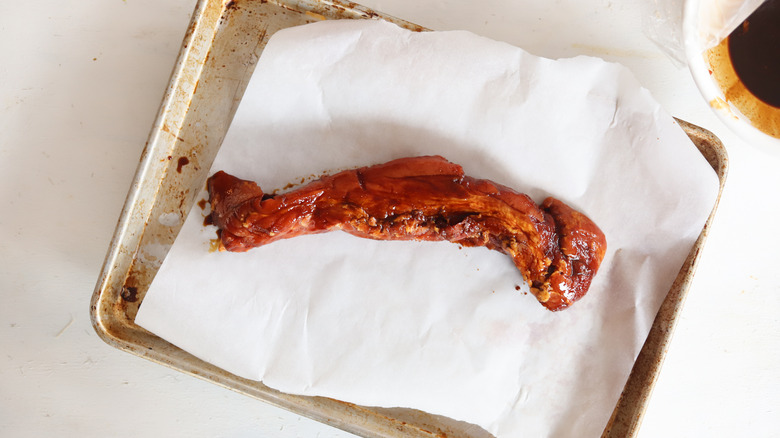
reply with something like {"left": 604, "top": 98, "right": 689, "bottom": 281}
{"left": 134, "top": 18, "right": 719, "bottom": 438}
{"left": 90, "top": 1, "right": 729, "bottom": 437}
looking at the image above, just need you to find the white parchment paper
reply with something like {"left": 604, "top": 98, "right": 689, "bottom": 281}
{"left": 136, "top": 20, "right": 720, "bottom": 437}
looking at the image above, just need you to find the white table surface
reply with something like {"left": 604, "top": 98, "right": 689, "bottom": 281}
{"left": 1, "top": 0, "right": 778, "bottom": 437}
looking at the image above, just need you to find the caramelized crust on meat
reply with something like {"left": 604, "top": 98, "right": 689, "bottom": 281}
{"left": 207, "top": 156, "right": 606, "bottom": 311}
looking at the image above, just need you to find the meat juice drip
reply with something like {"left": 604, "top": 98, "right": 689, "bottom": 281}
{"left": 176, "top": 156, "right": 190, "bottom": 173}
{"left": 728, "top": 0, "right": 780, "bottom": 108}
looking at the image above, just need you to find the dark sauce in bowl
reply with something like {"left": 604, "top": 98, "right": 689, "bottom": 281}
{"left": 728, "top": 0, "right": 780, "bottom": 108}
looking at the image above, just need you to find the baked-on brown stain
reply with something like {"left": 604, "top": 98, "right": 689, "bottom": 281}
{"left": 706, "top": 0, "right": 780, "bottom": 138}
{"left": 206, "top": 156, "right": 607, "bottom": 311}
{"left": 121, "top": 286, "right": 139, "bottom": 302}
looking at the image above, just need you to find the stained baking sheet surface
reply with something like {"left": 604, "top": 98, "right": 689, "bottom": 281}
{"left": 91, "top": 1, "right": 728, "bottom": 437}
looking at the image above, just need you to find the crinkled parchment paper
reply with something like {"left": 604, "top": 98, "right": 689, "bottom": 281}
{"left": 136, "top": 19, "right": 719, "bottom": 437}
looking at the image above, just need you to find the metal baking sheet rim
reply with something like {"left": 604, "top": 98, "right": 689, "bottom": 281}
{"left": 90, "top": 1, "right": 729, "bottom": 437}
